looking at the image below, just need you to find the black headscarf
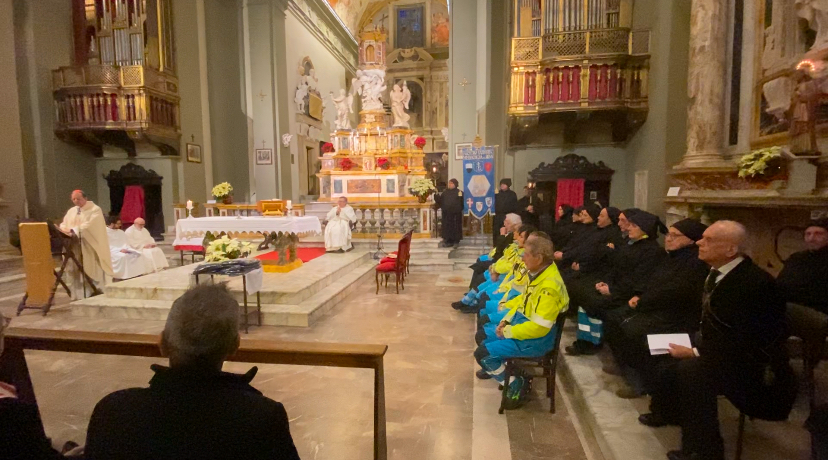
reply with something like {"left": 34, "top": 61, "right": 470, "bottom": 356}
{"left": 627, "top": 210, "right": 667, "bottom": 239}
{"left": 809, "top": 218, "right": 828, "bottom": 232}
{"left": 583, "top": 203, "right": 601, "bottom": 221}
{"left": 671, "top": 218, "right": 708, "bottom": 242}
{"left": 605, "top": 207, "right": 621, "bottom": 225}
{"left": 558, "top": 205, "right": 574, "bottom": 222}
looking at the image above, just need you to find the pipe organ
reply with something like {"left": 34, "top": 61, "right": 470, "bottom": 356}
{"left": 52, "top": 0, "right": 180, "bottom": 156}
{"left": 509, "top": 0, "right": 649, "bottom": 143}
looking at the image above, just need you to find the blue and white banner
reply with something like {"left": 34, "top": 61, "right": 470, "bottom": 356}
{"left": 461, "top": 146, "right": 495, "bottom": 219}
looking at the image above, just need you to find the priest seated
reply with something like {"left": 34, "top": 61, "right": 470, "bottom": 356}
{"left": 105, "top": 216, "right": 146, "bottom": 280}
{"left": 325, "top": 197, "right": 356, "bottom": 253}
{"left": 125, "top": 218, "right": 169, "bottom": 273}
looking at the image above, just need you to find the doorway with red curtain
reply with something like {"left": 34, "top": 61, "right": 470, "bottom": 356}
{"left": 104, "top": 163, "right": 165, "bottom": 239}
{"left": 555, "top": 179, "right": 584, "bottom": 221}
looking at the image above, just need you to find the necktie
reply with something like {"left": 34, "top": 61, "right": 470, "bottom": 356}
{"left": 704, "top": 268, "right": 721, "bottom": 294}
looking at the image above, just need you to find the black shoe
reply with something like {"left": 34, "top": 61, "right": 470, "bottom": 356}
{"left": 639, "top": 412, "right": 679, "bottom": 428}
{"left": 565, "top": 342, "right": 584, "bottom": 356}
{"left": 458, "top": 305, "right": 481, "bottom": 314}
{"left": 579, "top": 342, "right": 602, "bottom": 355}
{"left": 476, "top": 369, "right": 492, "bottom": 380}
{"left": 452, "top": 301, "right": 466, "bottom": 310}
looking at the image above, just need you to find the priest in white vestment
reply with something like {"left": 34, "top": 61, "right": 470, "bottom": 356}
{"left": 125, "top": 218, "right": 169, "bottom": 273}
{"left": 325, "top": 196, "right": 357, "bottom": 252}
{"left": 59, "top": 190, "right": 114, "bottom": 299}
{"left": 106, "top": 216, "right": 146, "bottom": 280}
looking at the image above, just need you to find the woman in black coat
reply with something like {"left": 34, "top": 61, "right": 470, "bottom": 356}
{"left": 551, "top": 204, "right": 576, "bottom": 249}
{"left": 437, "top": 179, "right": 464, "bottom": 248}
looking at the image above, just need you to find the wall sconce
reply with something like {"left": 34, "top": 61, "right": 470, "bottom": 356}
{"left": 281, "top": 133, "right": 293, "bottom": 147}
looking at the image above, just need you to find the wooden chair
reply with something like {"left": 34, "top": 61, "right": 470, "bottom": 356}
{"left": 498, "top": 312, "right": 568, "bottom": 414}
{"left": 375, "top": 237, "right": 408, "bottom": 294}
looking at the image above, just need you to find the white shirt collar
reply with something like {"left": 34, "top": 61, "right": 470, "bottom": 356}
{"left": 714, "top": 256, "right": 744, "bottom": 283}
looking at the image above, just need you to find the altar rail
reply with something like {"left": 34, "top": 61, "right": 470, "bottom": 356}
{"left": 1, "top": 327, "right": 388, "bottom": 460}
{"left": 321, "top": 202, "right": 435, "bottom": 238}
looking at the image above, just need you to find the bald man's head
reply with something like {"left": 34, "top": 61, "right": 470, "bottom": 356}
{"left": 133, "top": 218, "right": 146, "bottom": 229}
{"left": 697, "top": 220, "right": 747, "bottom": 268}
{"left": 71, "top": 190, "right": 88, "bottom": 208}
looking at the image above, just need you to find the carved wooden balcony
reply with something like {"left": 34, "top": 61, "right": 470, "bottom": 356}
{"left": 52, "top": 65, "right": 181, "bottom": 155}
{"left": 509, "top": 28, "right": 650, "bottom": 117}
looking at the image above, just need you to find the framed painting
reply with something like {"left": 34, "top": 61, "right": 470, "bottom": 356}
{"left": 255, "top": 148, "right": 273, "bottom": 165}
{"left": 454, "top": 142, "right": 472, "bottom": 160}
{"left": 186, "top": 143, "right": 201, "bottom": 163}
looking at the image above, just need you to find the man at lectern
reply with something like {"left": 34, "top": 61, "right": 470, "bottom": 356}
{"left": 60, "top": 190, "right": 113, "bottom": 298}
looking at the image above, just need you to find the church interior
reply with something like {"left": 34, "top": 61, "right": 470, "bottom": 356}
{"left": 1, "top": 0, "right": 827, "bottom": 459}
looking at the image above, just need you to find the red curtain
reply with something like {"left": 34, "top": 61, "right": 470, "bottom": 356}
{"left": 555, "top": 179, "right": 584, "bottom": 221}
{"left": 120, "top": 185, "right": 145, "bottom": 227}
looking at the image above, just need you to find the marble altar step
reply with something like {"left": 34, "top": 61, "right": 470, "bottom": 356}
{"left": 451, "top": 259, "right": 477, "bottom": 270}
{"left": 71, "top": 257, "right": 376, "bottom": 327}
{"left": 449, "top": 246, "right": 491, "bottom": 260}
{"left": 97, "top": 250, "right": 371, "bottom": 306}
{"left": 408, "top": 257, "right": 455, "bottom": 273}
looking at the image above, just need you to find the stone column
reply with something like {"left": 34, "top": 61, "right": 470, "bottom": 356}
{"left": 679, "top": 0, "right": 730, "bottom": 168}
{"left": 0, "top": 0, "right": 27, "bottom": 231}
{"left": 448, "top": 0, "right": 478, "bottom": 180}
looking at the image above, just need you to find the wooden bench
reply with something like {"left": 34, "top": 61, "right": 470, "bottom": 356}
{"left": 1, "top": 328, "right": 389, "bottom": 460}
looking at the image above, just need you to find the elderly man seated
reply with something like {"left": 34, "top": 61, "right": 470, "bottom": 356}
{"left": 473, "top": 234, "right": 569, "bottom": 409}
{"left": 325, "top": 196, "right": 357, "bottom": 253}
{"left": 125, "top": 218, "right": 169, "bottom": 273}
{"left": 468, "top": 213, "right": 523, "bottom": 290}
{"left": 85, "top": 284, "right": 300, "bottom": 460}
{"left": 105, "top": 216, "right": 146, "bottom": 280}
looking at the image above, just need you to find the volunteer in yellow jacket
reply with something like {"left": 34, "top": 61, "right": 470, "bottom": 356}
{"left": 473, "top": 233, "right": 569, "bottom": 408}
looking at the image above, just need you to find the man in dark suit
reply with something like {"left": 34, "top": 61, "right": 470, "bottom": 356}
{"left": 85, "top": 285, "right": 301, "bottom": 460}
{"left": 641, "top": 220, "right": 796, "bottom": 460}
{"left": 517, "top": 186, "right": 540, "bottom": 228}
{"left": 777, "top": 218, "right": 828, "bottom": 314}
{"left": 437, "top": 178, "right": 465, "bottom": 248}
{"left": 493, "top": 179, "right": 518, "bottom": 244}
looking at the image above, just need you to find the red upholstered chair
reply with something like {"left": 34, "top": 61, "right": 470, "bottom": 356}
{"left": 376, "top": 237, "right": 408, "bottom": 294}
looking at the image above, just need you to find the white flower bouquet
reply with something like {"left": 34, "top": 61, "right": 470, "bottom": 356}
{"left": 738, "top": 146, "right": 784, "bottom": 179}
{"left": 409, "top": 178, "right": 438, "bottom": 203}
{"left": 205, "top": 235, "right": 254, "bottom": 262}
{"left": 212, "top": 182, "right": 234, "bottom": 199}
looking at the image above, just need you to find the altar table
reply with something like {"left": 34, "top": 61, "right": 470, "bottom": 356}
{"left": 173, "top": 216, "right": 322, "bottom": 250}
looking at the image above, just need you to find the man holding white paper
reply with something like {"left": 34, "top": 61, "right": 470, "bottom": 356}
{"left": 640, "top": 221, "right": 796, "bottom": 460}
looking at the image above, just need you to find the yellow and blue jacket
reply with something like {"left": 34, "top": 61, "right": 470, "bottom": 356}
{"left": 501, "top": 264, "right": 569, "bottom": 341}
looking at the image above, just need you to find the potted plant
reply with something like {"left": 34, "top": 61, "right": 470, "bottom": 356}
{"left": 414, "top": 136, "right": 426, "bottom": 150}
{"left": 204, "top": 235, "right": 254, "bottom": 262}
{"left": 738, "top": 146, "right": 786, "bottom": 181}
{"left": 339, "top": 157, "right": 356, "bottom": 171}
{"left": 322, "top": 142, "right": 335, "bottom": 154}
{"left": 377, "top": 157, "right": 391, "bottom": 170}
{"left": 212, "top": 182, "right": 234, "bottom": 204}
{"left": 410, "top": 178, "right": 437, "bottom": 203}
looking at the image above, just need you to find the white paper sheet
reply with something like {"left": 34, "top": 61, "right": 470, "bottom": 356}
{"left": 647, "top": 333, "right": 692, "bottom": 355}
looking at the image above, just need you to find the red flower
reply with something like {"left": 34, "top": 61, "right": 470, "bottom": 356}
{"left": 322, "top": 142, "right": 335, "bottom": 153}
{"left": 377, "top": 157, "right": 390, "bottom": 170}
{"left": 414, "top": 137, "right": 426, "bottom": 149}
{"left": 339, "top": 158, "right": 355, "bottom": 171}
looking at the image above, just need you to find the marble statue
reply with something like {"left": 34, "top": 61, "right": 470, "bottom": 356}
{"left": 330, "top": 89, "right": 353, "bottom": 130}
{"left": 295, "top": 81, "right": 308, "bottom": 113}
{"left": 352, "top": 69, "right": 386, "bottom": 111}
{"left": 390, "top": 81, "right": 411, "bottom": 128}
{"left": 797, "top": 0, "right": 828, "bottom": 50}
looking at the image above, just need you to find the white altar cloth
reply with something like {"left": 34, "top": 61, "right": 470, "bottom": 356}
{"left": 173, "top": 216, "right": 322, "bottom": 249}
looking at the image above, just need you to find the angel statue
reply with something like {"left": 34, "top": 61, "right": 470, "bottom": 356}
{"left": 797, "top": 0, "right": 828, "bottom": 50}
{"left": 329, "top": 89, "right": 353, "bottom": 130}
{"left": 390, "top": 82, "right": 411, "bottom": 128}
{"left": 294, "top": 81, "right": 308, "bottom": 113}
{"left": 353, "top": 69, "right": 387, "bottom": 111}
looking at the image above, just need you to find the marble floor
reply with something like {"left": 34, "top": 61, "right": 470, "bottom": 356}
{"left": 1, "top": 272, "right": 595, "bottom": 460}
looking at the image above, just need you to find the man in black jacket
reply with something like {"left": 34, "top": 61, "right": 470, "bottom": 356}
{"left": 492, "top": 179, "right": 518, "bottom": 243}
{"left": 517, "top": 186, "right": 540, "bottom": 228}
{"left": 85, "top": 284, "right": 301, "bottom": 460}
{"left": 437, "top": 179, "right": 464, "bottom": 248}
{"left": 642, "top": 221, "right": 796, "bottom": 460}
{"left": 777, "top": 218, "right": 828, "bottom": 314}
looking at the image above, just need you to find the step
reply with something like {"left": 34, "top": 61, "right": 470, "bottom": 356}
{"left": 450, "top": 247, "right": 490, "bottom": 259}
{"left": 409, "top": 247, "right": 453, "bottom": 259}
{"left": 408, "top": 257, "right": 456, "bottom": 272}
{"left": 452, "top": 259, "right": 477, "bottom": 270}
{"left": 72, "top": 259, "right": 376, "bottom": 327}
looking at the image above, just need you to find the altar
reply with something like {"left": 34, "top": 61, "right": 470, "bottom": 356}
{"left": 173, "top": 216, "right": 322, "bottom": 249}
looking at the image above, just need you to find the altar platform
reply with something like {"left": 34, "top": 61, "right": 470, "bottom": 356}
{"left": 70, "top": 250, "right": 375, "bottom": 327}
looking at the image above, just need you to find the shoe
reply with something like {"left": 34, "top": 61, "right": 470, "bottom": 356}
{"left": 452, "top": 301, "right": 466, "bottom": 310}
{"left": 579, "top": 342, "right": 602, "bottom": 355}
{"left": 476, "top": 369, "right": 492, "bottom": 380}
{"left": 458, "top": 305, "right": 481, "bottom": 314}
{"left": 502, "top": 376, "right": 531, "bottom": 410}
{"left": 638, "top": 412, "right": 679, "bottom": 428}
{"left": 615, "top": 386, "right": 642, "bottom": 399}
{"left": 565, "top": 342, "right": 584, "bottom": 356}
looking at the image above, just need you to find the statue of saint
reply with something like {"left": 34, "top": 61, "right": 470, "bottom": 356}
{"left": 354, "top": 69, "right": 386, "bottom": 111}
{"left": 390, "top": 82, "right": 411, "bottom": 128}
{"left": 295, "top": 81, "right": 308, "bottom": 113}
{"left": 790, "top": 70, "right": 822, "bottom": 155}
{"left": 329, "top": 89, "right": 353, "bottom": 130}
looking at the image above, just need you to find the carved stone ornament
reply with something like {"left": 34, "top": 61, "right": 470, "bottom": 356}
{"left": 670, "top": 171, "right": 785, "bottom": 191}
{"left": 528, "top": 154, "right": 615, "bottom": 182}
{"left": 282, "top": 133, "right": 293, "bottom": 147}
{"left": 104, "top": 162, "right": 163, "bottom": 186}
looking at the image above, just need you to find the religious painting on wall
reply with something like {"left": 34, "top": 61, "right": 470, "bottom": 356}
{"left": 431, "top": 3, "right": 449, "bottom": 48}
{"left": 186, "top": 143, "right": 201, "bottom": 163}
{"left": 347, "top": 179, "right": 382, "bottom": 194}
{"left": 255, "top": 148, "right": 273, "bottom": 165}
{"left": 396, "top": 5, "right": 425, "bottom": 50}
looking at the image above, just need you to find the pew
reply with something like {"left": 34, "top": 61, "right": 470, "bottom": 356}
{"left": 0, "top": 327, "right": 388, "bottom": 460}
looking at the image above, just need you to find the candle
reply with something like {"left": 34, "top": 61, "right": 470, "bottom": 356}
{"left": 286, "top": 200, "right": 292, "bottom": 209}
{"left": 186, "top": 200, "right": 193, "bottom": 210}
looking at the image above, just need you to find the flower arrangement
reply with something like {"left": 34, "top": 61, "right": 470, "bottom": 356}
{"left": 738, "top": 146, "right": 785, "bottom": 179}
{"left": 322, "top": 142, "right": 335, "bottom": 154}
{"left": 409, "top": 178, "right": 437, "bottom": 203}
{"left": 212, "top": 182, "right": 234, "bottom": 203}
{"left": 205, "top": 235, "right": 254, "bottom": 262}
{"left": 377, "top": 157, "right": 390, "bottom": 170}
{"left": 339, "top": 158, "right": 356, "bottom": 171}
{"left": 414, "top": 136, "right": 426, "bottom": 149}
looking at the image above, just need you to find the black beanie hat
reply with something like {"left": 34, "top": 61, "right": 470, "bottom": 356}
{"left": 627, "top": 210, "right": 667, "bottom": 238}
{"left": 605, "top": 207, "right": 621, "bottom": 225}
{"left": 671, "top": 218, "right": 708, "bottom": 242}
{"left": 500, "top": 178, "right": 512, "bottom": 187}
{"left": 584, "top": 203, "right": 601, "bottom": 221}
{"left": 449, "top": 178, "right": 459, "bottom": 187}
{"left": 808, "top": 218, "right": 828, "bottom": 232}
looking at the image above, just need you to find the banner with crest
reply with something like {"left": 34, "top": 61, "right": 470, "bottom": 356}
{"left": 461, "top": 145, "right": 495, "bottom": 219}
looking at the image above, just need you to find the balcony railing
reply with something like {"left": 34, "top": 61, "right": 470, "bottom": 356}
{"left": 512, "top": 28, "right": 650, "bottom": 62}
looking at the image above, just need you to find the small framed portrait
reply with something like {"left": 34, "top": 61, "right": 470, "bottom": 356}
{"left": 255, "top": 148, "right": 273, "bottom": 165}
{"left": 186, "top": 143, "right": 202, "bottom": 163}
{"left": 455, "top": 142, "right": 472, "bottom": 160}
